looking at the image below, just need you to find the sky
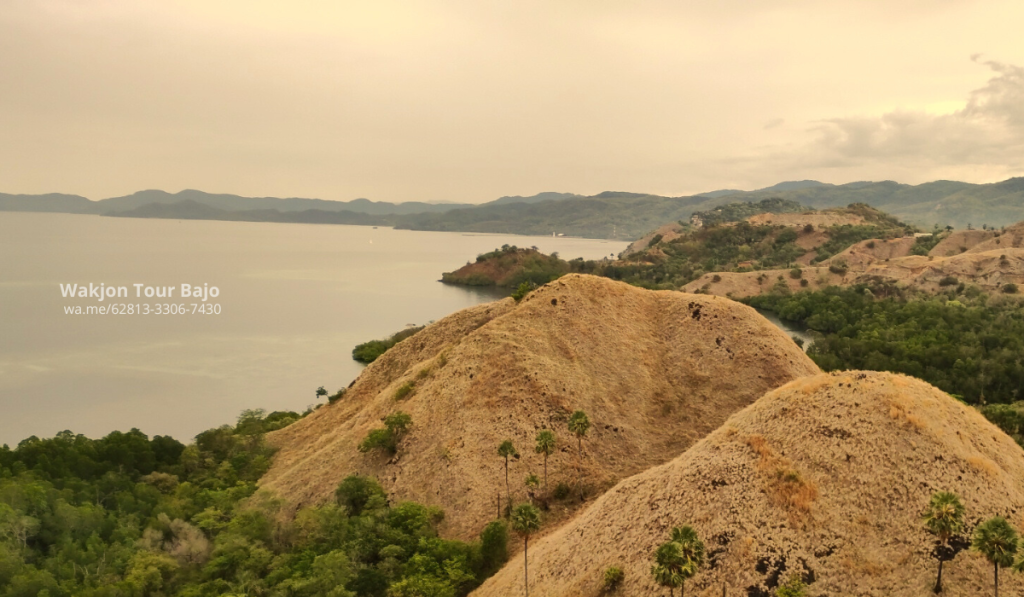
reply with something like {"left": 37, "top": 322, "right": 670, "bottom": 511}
{"left": 1, "top": 0, "right": 1022, "bottom": 203}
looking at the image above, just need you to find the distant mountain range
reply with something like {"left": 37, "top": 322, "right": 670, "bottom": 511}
{"left": 0, "top": 189, "right": 476, "bottom": 216}
{"left": 2, "top": 178, "right": 1023, "bottom": 239}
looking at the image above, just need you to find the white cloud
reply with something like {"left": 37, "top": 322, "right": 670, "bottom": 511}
{"left": 803, "top": 58, "right": 1024, "bottom": 174}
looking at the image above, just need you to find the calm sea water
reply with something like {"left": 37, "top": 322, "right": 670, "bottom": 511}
{"left": 0, "top": 213, "right": 627, "bottom": 445}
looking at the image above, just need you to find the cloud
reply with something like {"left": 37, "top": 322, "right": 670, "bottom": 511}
{"left": 763, "top": 118, "right": 785, "bottom": 130}
{"left": 802, "top": 58, "right": 1024, "bottom": 174}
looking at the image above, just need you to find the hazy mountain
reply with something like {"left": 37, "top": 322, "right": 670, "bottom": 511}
{"left": 0, "top": 193, "right": 95, "bottom": 213}
{"left": 698, "top": 179, "right": 831, "bottom": 198}
{"left": 394, "top": 193, "right": 731, "bottom": 239}
{"left": 97, "top": 189, "right": 472, "bottom": 215}
{"left": 712, "top": 178, "right": 1023, "bottom": 229}
{"left": 6, "top": 177, "right": 1024, "bottom": 238}
{"left": 106, "top": 200, "right": 389, "bottom": 226}
{"left": 0, "top": 189, "right": 472, "bottom": 216}
{"left": 483, "top": 191, "right": 581, "bottom": 206}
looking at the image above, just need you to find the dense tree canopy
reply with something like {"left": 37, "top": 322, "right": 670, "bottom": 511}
{"left": 0, "top": 410, "right": 505, "bottom": 597}
{"left": 747, "top": 287, "right": 1024, "bottom": 406}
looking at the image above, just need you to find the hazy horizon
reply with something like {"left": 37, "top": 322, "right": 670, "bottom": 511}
{"left": 9, "top": 173, "right": 1023, "bottom": 207}
{"left": 2, "top": 1, "right": 1022, "bottom": 203}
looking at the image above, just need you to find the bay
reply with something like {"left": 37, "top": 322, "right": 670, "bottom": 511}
{"left": 0, "top": 213, "right": 626, "bottom": 445}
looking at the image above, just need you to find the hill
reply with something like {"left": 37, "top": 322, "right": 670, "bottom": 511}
{"left": 441, "top": 245, "right": 574, "bottom": 288}
{"left": 613, "top": 204, "right": 913, "bottom": 289}
{"left": 106, "top": 199, "right": 388, "bottom": 226}
{"left": 260, "top": 275, "right": 818, "bottom": 540}
{"left": 98, "top": 189, "right": 472, "bottom": 215}
{"left": 0, "top": 192, "right": 95, "bottom": 213}
{"left": 711, "top": 178, "right": 1024, "bottom": 229}
{"left": 683, "top": 220, "right": 1024, "bottom": 299}
{"left": 485, "top": 192, "right": 582, "bottom": 206}
{"left": 0, "top": 189, "right": 472, "bottom": 217}
{"left": 393, "top": 193, "right": 729, "bottom": 239}
{"left": 474, "top": 371, "right": 1024, "bottom": 597}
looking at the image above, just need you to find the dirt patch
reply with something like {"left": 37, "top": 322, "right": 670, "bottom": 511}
{"left": 747, "top": 212, "right": 865, "bottom": 228}
{"left": 621, "top": 223, "right": 687, "bottom": 257}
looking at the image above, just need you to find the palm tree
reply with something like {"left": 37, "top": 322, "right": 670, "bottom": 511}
{"left": 973, "top": 516, "right": 1019, "bottom": 597}
{"left": 511, "top": 503, "right": 541, "bottom": 597}
{"left": 567, "top": 410, "right": 590, "bottom": 501}
{"left": 534, "top": 430, "right": 556, "bottom": 490}
{"left": 650, "top": 526, "right": 704, "bottom": 597}
{"left": 498, "top": 440, "right": 519, "bottom": 515}
{"left": 651, "top": 541, "right": 685, "bottom": 597}
{"left": 670, "top": 526, "right": 704, "bottom": 597}
{"left": 922, "top": 491, "right": 966, "bottom": 593}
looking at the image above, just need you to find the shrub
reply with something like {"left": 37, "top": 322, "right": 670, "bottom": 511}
{"left": 479, "top": 520, "right": 510, "bottom": 577}
{"left": 512, "top": 281, "right": 536, "bottom": 302}
{"left": 774, "top": 228, "right": 799, "bottom": 245}
{"left": 328, "top": 388, "right": 346, "bottom": 405}
{"left": 352, "top": 326, "right": 424, "bottom": 363}
{"left": 775, "top": 573, "right": 808, "bottom": 597}
{"left": 712, "top": 274, "right": 722, "bottom": 283}
{"left": 335, "top": 475, "right": 387, "bottom": 515}
{"left": 789, "top": 268, "right": 802, "bottom": 280}
{"left": 603, "top": 566, "right": 625, "bottom": 591}
{"left": 552, "top": 482, "right": 571, "bottom": 500}
{"left": 352, "top": 340, "right": 390, "bottom": 363}
{"left": 1003, "top": 283, "right": 1018, "bottom": 294}
{"left": 828, "top": 262, "right": 848, "bottom": 276}
{"left": 358, "top": 428, "right": 395, "bottom": 454}
{"left": 938, "top": 275, "right": 959, "bottom": 287}
{"left": 865, "top": 240, "right": 875, "bottom": 249}
{"left": 649, "top": 233, "right": 663, "bottom": 246}
{"left": 802, "top": 224, "right": 814, "bottom": 234}
{"left": 394, "top": 381, "right": 415, "bottom": 400}
{"left": 358, "top": 412, "right": 413, "bottom": 454}
{"left": 799, "top": 279, "right": 809, "bottom": 287}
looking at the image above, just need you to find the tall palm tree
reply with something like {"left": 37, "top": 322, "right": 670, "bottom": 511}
{"left": 651, "top": 541, "right": 685, "bottom": 597}
{"left": 498, "top": 440, "right": 519, "bottom": 516}
{"left": 973, "top": 516, "right": 1019, "bottom": 597}
{"left": 534, "top": 430, "right": 556, "bottom": 490}
{"left": 922, "top": 491, "right": 966, "bottom": 593}
{"left": 511, "top": 503, "right": 541, "bottom": 597}
{"left": 567, "top": 410, "right": 590, "bottom": 501}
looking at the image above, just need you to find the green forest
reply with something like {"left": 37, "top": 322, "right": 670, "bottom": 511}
{"left": 0, "top": 410, "right": 507, "bottom": 597}
{"left": 747, "top": 286, "right": 1024, "bottom": 423}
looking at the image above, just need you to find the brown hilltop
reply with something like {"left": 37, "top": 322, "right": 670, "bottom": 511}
{"left": 260, "top": 274, "right": 818, "bottom": 540}
{"left": 474, "top": 371, "right": 1024, "bottom": 597}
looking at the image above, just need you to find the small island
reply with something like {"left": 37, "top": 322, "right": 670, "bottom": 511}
{"left": 441, "top": 245, "right": 584, "bottom": 288}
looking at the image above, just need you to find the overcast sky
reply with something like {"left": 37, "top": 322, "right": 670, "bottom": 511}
{"left": 1, "top": 0, "right": 1022, "bottom": 203}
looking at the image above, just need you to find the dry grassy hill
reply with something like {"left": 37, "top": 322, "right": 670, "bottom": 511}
{"left": 683, "top": 222, "right": 1024, "bottom": 298}
{"left": 474, "top": 371, "right": 1024, "bottom": 597}
{"left": 260, "top": 274, "right": 818, "bottom": 540}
